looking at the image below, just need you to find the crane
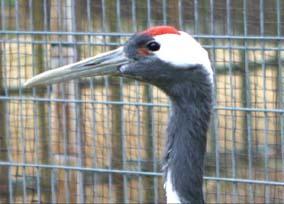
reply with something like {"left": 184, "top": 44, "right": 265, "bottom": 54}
{"left": 25, "top": 26, "right": 213, "bottom": 204}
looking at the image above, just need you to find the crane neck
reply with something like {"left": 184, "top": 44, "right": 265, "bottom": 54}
{"left": 163, "top": 67, "right": 213, "bottom": 204}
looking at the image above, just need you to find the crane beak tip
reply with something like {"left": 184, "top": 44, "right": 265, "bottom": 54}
{"left": 23, "top": 82, "right": 31, "bottom": 88}
{"left": 23, "top": 79, "right": 35, "bottom": 88}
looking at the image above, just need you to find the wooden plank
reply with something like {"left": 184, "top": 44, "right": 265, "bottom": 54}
{"left": 0, "top": 35, "right": 9, "bottom": 204}
{"left": 49, "top": 0, "right": 79, "bottom": 202}
{"left": 105, "top": 1, "right": 125, "bottom": 202}
{"left": 31, "top": 0, "right": 50, "bottom": 202}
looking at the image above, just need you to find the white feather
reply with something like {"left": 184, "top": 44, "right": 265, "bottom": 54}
{"left": 164, "top": 170, "right": 181, "bottom": 204}
{"left": 153, "top": 31, "right": 213, "bottom": 83}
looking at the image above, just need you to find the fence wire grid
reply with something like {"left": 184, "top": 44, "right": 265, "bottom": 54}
{"left": 0, "top": 0, "right": 284, "bottom": 203}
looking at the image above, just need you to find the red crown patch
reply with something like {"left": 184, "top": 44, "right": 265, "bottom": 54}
{"left": 143, "top": 25, "right": 180, "bottom": 36}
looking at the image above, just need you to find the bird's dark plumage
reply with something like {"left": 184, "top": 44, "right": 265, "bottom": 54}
{"left": 122, "top": 32, "right": 213, "bottom": 203}
{"left": 24, "top": 26, "right": 213, "bottom": 204}
{"left": 123, "top": 35, "right": 213, "bottom": 202}
{"left": 163, "top": 66, "right": 212, "bottom": 203}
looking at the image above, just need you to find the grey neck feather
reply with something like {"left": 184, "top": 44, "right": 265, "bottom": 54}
{"left": 162, "top": 67, "right": 213, "bottom": 204}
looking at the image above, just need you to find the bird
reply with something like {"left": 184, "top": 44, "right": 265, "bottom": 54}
{"left": 24, "top": 25, "right": 213, "bottom": 204}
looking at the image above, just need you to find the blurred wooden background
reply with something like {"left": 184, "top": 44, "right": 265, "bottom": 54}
{"left": 0, "top": 0, "right": 283, "bottom": 203}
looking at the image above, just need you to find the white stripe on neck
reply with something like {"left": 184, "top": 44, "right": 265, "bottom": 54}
{"left": 164, "top": 170, "right": 181, "bottom": 203}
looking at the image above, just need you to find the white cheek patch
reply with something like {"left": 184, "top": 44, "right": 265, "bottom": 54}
{"left": 153, "top": 32, "right": 213, "bottom": 83}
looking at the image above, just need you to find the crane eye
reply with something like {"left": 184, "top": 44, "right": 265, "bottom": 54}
{"left": 146, "top": 41, "right": 160, "bottom": 51}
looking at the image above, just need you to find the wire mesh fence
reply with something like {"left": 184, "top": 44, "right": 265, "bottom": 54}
{"left": 0, "top": 0, "right": 283, "bottom": 203}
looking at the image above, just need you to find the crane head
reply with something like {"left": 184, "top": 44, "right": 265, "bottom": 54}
{"left": 24, "top": 26, "right": 212, "bottom": 88}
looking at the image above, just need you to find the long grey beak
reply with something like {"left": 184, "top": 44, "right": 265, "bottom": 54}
{"left": 24, "top": 47, "right": 129, "bottom": 88}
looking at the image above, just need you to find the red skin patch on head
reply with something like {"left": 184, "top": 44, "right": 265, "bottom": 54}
{"left": 138, "top": 48, "right": 150, "bottom": 56}
{"left": 142, "top": 25, "right": 180, "bottom": 36}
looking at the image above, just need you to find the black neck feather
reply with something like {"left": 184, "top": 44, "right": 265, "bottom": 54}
{"left": 163, "top": 67, "right": 212, "bottom": 204}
